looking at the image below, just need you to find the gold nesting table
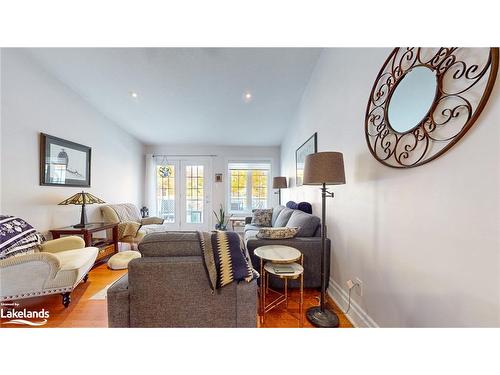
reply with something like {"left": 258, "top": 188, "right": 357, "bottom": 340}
{"left": 254, "top": 245, "right": 304, "bottom": 327}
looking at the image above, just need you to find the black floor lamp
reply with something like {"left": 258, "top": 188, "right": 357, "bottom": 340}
{"left": 303, "top": 151, "right": 345, "bottom": 328}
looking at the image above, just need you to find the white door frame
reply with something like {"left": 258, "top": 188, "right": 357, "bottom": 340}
{"left": 179, "top": 158, "right": 212, "bottom": 231}
{"left": 155, "top": 157, "right": 213, "bottom": 231}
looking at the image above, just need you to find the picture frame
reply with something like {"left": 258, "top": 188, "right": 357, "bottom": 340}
{"left": 39, "top": 133, "right": 92, "bottom": 187}
{"left": 295, "top": 132, "right": 317, "bottom": 186}
{"left": 215, "top": 173, "right": 223, "bottom": 183}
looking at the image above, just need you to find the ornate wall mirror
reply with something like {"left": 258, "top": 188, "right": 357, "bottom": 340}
{"left": 365, "top": 48, "right": 498, "bottom": 168}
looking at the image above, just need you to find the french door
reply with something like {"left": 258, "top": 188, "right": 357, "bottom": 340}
{"left": 156, "top": 158, "right": 212, "bottom": 231}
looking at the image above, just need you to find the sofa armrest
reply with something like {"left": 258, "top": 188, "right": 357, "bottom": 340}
{"left": 0, "top": 253, "right": 61, "bottom": 298}
{"left": 246, "top": 236, "right": 330, "bottom": 289}
{"left": 41, "top": 236, "right": 85, "bottom": 253}
{"left": 107, "top": 274, "right": 130, "bottom": 327}
{"left": 0, "top": 252, "right": 60, "bottom": 272}
{"left": 236, "top": 279, "right": 258, "bottom": 327}
{"left": 141, "top": 217, "right": 164, "bottom": 225}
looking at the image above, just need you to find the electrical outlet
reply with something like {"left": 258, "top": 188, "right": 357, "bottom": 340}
{"left": 355, "top": 277, "right": 363, "bottom": 296}
{"left": 346, "top": 279, "right": 355, "bottom": 289}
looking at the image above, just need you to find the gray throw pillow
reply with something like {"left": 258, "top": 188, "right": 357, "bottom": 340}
{"left": 271, "top": 205, "right": 285, "bottom": 226}
{"left": 286, "top": 210, "right": 320, "bottom": 237}
{"left": 251, "top": 209, "right": 273, "bottom": 227}
{"left": 273, "top": 207, "right": 294, "bottom": 227}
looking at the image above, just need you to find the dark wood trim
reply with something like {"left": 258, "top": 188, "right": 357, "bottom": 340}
{"left": 61, "top": 292, "right": 71, "bottom": 308}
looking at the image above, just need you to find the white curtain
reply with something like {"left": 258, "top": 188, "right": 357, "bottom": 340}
{"left": 144, "top": 154, "right": 157, "bottom": 216}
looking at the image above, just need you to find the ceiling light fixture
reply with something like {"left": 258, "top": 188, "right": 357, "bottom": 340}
{"left": 130, "top": 91, "right": 138, "bottom": 99}
{"left": 242, "top": 90, "right": 253, "bottom": 103}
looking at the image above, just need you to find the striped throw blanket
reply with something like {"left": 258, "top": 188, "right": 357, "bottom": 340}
{"left": 198, "top": 231, "right": 258, "bottom": 291}
{"left": 0, "top": 216, "right": 44, "bottom": 259}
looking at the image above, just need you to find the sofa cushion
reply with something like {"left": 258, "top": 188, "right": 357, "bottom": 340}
{"left": 297, "top": 202, "right": 312, "bottom": 214}
{"left": 256, "top": 227, "right": 299, "bottom": 239}
{"left": 286, "top": 210, "right": 320, "bottom": 237}
{"left": 271, "top": 205, "right": 285, "bottom": 226}
{"left": 250, "top": 209, "right": 272, "bottom": 227}
{"left": 273, "top": 207, "right": 294, "bottom": 227}
{"left": 139, "top": 231, "right": 201, "bottom": 257}
{"left": 244, "top": 224, "right": 262, "bottom": 232}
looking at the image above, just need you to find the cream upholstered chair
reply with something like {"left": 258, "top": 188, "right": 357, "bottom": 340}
{"left": 100, "top": 203, "right": 165, "bottom": 248}
{"left": 0, "top": 236, "right": 98, "bottom": 307}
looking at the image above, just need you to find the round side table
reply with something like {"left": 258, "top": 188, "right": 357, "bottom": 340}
{"left": 254, "top": 245, "right": 304, "bottom": 327}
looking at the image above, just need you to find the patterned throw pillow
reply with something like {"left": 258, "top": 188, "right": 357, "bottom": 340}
{"left": 251, "top": 209, "right": 273, "bottom": 227}
{"left": 256, "top": 227, "right": 299, "bottom": 239}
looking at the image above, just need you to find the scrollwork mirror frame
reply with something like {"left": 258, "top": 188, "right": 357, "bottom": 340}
{"left": 365, "top": 47, "right": 498, "bottom": 168}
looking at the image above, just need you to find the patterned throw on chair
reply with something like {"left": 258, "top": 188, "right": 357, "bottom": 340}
{"left": 198, "top": 230, "right": 258, "bottom": 290}
{"left": 0, "top": 216, "right": 44, "bottom": 259}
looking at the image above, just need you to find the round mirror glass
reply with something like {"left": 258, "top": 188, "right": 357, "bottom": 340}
{"left": 388, "top": 66, "right": 437, "bottom": 133}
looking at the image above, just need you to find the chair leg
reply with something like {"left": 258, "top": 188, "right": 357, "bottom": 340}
{"left": 61, "top": 292, "right": 71, "bottom": 308}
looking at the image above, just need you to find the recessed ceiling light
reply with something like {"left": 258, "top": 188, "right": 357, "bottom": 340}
{"left": 130, "top": 91, "right": 138, "bottom": 99}
{"left": 242, "top": 91, "right": 253, "bottom": 103}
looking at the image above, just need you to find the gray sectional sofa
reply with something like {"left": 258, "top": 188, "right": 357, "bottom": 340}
{"left": 107, "top": 232, "right": 257, "bottom": 327}
{"left": 244, "top": 205, "right": 330, "bottom": 289}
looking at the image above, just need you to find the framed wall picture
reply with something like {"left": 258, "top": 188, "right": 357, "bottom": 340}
{"left": 295, "top": 132, "right": 317, "bottom": 186}
{"left": 215, "top": 173, "right": 223, "bottom": 182}
{"left": 39, "top": 133, "right": 91, "bottom": 187}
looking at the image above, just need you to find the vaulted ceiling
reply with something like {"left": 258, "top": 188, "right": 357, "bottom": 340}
{"left": 26, "top": 48, "right": 322, "bottom": 146}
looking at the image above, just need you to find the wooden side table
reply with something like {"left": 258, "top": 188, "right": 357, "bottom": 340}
{"left": 50, "top": 222, "right": 119, "bottom": 267}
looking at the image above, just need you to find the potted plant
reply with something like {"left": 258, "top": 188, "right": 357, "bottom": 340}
{"left": 213, "top": 204, "right": 232, "bottom": 231}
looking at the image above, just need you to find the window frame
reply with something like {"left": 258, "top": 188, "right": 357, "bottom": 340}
{"left": 227, "top": 160, "right": 272, "bottom": 215}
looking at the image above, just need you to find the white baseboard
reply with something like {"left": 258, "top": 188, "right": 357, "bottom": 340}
{"left": 327, "top": 278, "right": 379, "bottom": 328}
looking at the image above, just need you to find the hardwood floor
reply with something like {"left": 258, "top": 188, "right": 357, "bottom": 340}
{"left": 0, "top": 264, "right": 127, "bottom": 328}
{"left": 260, "top": 288, "right": 353, "bottom": 328}
{"left": 1, "top": 264, "right": 353, "bottom": 328}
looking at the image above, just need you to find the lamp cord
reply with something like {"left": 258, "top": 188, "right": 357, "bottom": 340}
{"left": 344, "top": 286, "right": 353, "bottom": 315}
{"left": 315, "top": 282, "right": 356, "bottom": 315}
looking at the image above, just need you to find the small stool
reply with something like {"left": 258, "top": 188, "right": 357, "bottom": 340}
{"left": 107, "top": 250, "right": 141, "bottom": 270}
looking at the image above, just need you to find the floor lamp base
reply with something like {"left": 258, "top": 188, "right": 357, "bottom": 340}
{"left": 306, "top": 306, "right": 340, "bottom": 328}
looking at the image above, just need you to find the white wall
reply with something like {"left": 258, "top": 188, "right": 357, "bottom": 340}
{"left": 1, "top": 49, "right": 144, "bottom": 233}
{"left": 145, "top": 144, "right": 281, "bottom": 227}
{"left": 281, "top": 48, "right": 500, "bottom": 327}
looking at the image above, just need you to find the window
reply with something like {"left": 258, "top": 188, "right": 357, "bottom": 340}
{"left": 228, "top": 162, "right": 271, "bottom": 213}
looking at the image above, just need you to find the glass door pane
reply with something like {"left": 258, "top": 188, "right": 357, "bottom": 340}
{"left": 185, "top": 164, "right": 204, "bottom": 224}
{"left": 156, "top": 164, "right": 176, "bottom": 223}
{"left": 251, "top": 170, "right": 268, "bottom": 209}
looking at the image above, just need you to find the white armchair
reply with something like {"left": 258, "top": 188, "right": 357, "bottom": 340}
{"left": 0, "top": 236, "right": 98, "bottom": 307}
